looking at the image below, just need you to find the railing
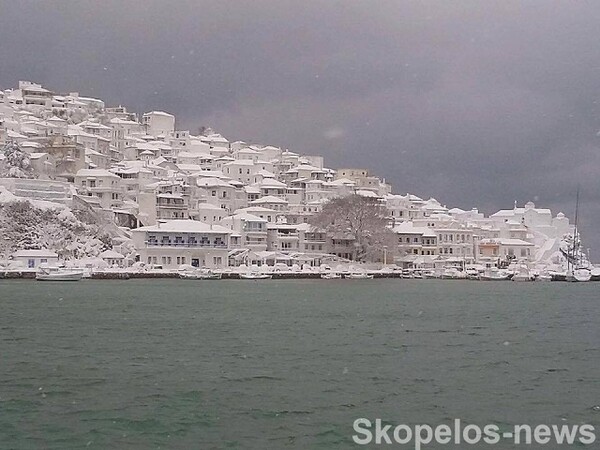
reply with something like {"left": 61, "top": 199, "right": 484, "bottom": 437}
{"left": 156, "top": 204, "right": 187, "bottom": 209}
{"left": 146, "top": 241, "right": 227, "bottom": 249}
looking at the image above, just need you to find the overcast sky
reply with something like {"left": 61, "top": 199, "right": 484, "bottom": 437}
{"left": 2, "top": 1, "right": 600, "bottom": 255}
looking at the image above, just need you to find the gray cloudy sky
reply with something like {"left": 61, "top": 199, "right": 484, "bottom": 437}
{"left": 2, "top": 1, "right": 600, "bottom": 254}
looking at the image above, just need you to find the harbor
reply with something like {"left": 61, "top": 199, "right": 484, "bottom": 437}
{"left": 2, "top": 266, "right": 600, "bottom": 281}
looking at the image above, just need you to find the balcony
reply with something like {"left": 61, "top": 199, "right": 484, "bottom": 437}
{"left": 157, "top": 203, "right": 187, "bottom": 210}
{"left": 145, "top": 241, "right": 227, "bottom": 249}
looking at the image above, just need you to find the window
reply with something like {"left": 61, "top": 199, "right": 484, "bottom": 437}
{"left": 28, "top": 259, "right": 35, "bottom": 268}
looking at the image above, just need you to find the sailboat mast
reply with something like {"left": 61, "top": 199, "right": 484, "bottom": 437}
{"left": 573, "top": 187, "right": 580, "bottom": 268}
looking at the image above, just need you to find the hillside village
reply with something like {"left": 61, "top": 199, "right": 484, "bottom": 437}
{"left": 0, "top": 81, "right": 577, "bottom": 272}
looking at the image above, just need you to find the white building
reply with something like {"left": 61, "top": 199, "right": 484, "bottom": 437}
{"left": 11, "top": 249, "right": 59, "bottom": 268}
{"left": 131, "top": 219, "right": 231, "bottom": 269}
{"left": 142, "top": 111, "right": 175, "bottom": 137}
{"left": 220, "top": 213, "right": 268, "bottom": 251}
{"left": 74, "top": 169, "right": 123, "bottom": 209}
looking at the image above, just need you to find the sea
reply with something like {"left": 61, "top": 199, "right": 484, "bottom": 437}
{"left": 0, "top": 279, "right": 598, "bottom": 449}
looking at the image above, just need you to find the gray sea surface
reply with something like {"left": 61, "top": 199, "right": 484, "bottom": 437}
{"left": 0, "top": 279, "right": 598, "bottom": 449}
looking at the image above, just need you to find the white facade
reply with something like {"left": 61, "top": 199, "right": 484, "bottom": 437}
{"left": 131, "top": 220, "right": 231, "bottom": 269}
{"left": 142, "top": 111, "right": 175, "bottom": 137}
{"left": 11, "top": 249, "right": 59, "bottom": 268}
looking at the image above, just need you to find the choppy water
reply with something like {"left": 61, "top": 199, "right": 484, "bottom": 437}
{"left": 0, "top": 279, "right": 599, "bottom": 449}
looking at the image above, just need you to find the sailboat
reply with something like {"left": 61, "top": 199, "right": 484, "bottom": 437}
{"left": 566, "top": 188, "right": 591, "bottom": 282}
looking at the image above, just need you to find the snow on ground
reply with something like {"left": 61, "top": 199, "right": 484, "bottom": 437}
{"left": 0, "top": 186, "right": 114, "bottom": 259}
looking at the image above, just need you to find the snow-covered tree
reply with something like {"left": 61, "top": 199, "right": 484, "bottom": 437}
{"left": 0, "top": 193, "right": 114, "bottom": 260}
{"left": 1, "top": 141, "right": 34, "bottom": 178}
{"left": 311, "top": 194, "right": 396, "bottom": 262}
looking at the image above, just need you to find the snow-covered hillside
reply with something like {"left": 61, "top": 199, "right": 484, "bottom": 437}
{"left": 0, "top": 186, "right": 113, "bottom": 259}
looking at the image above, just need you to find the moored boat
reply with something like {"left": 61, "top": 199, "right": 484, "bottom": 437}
{"left": 36, "top": 266, "right": 84, "bottom": 281}
{"left": 479, "top": 268, "right": 511, "bottom": 281}
{"left": 239, "top": 272, "right": 272, "bottom": 280}
{"left": 567, "top": 268, "right": 592, "bottom": 282}
{"left": 441, "top": 267, "right": 466, "bottom": 280}
{"left": 321, "top": 272, "right": 342, "bottom": 280}
{"left": 179, "top": 268, "right": 222, "bottom": 280}
{"left": 535, "top": 272, "right": 553, "bottom": 282}
{"left": 511, "top": 265, "right": 535, "bottom": 282}
{"left": 344, "top": 272, "right": 374, "bottom": 279}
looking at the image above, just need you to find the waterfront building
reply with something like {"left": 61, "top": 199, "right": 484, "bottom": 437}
{"left": 131, "top": 219, "right": 231, "bottom": 269}
{"left": 10, "top": 249, "right": 59, "bottom": 268}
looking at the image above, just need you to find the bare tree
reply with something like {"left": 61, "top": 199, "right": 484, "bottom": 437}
{"left": 311, "top": 194, "right": 396, "bottom": 262}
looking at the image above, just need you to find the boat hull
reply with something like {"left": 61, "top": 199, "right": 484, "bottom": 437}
{"left": 321, "top": 274, "right": 341, "bottom": 279}
{"left": 344, "top": 274, "right": 374, "bottom": 279}
{"left": 36, "top": 272, "right": 83, "bottom": 281}
{"left": 179, "top": 272, "right": 222, "bottom": 280}
{"left": 239, "top": 274, "right": 272, "bottom": 279}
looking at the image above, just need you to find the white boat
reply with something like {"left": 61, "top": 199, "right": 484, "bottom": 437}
{"left": 239, "top": 272, "right": 272, "bottom": 280}
{"left": 321, "top": 272, "right": 341, "bottom": 279}
{"left": 36, "top": 266, "right": 83, "bottom": 281}
{"left": 179, "top": 269, "right": 221, "bottom": 280}
{"left": 564, "top": 188, "right": 591, "bottom": 283}
{"left": 441, "top": 267, "right": 466, "bottom": 279}
{"left": 479, "top": 268, "right": 511, "bottom": 281}
{"left": 535, "top": 272, "right": 553, "bottom": 282}
{"left": 464, "top": 267, "right": 481, "bottom": 280}
{"left": 511, "top": 265, "right": 534, "bottom": 282}
{"left": 567, "top": 268, "right": 591, "bottom": 282}
{"left": 344, "top": 272, "right": 374, "bottom": 279}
